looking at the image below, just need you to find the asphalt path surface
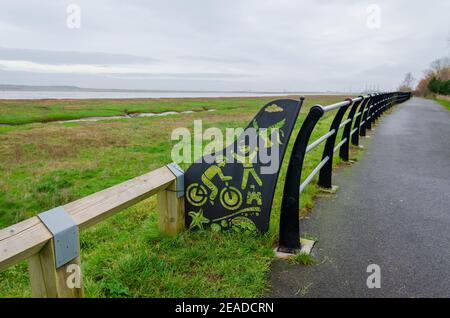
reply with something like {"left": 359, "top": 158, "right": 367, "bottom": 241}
{"left": 268, "top": 98, "right": 450, "bottom": 297}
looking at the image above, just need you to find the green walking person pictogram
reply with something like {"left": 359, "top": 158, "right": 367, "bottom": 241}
{"left": 232, "top": 143, "right": 263, "bottom": 190}
{"left": 201, "top": 155, "right": 232, "bottom": 205}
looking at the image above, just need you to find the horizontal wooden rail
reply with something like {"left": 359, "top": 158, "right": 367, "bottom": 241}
{"left": 0, "top": 165, "right": 184, "bottom": 297}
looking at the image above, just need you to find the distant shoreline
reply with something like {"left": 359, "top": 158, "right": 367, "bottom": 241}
{"left": 0, "top": 90, "right": 349, "bottom": 100}
{"left": 0, "top": 84, "right": 344, "bottom": 94}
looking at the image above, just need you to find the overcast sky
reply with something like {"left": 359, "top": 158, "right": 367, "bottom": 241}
{"left": 0, "top": 0, "right": 449, "bottom": 92}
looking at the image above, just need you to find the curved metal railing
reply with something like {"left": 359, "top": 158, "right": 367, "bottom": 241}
{"left": 278, "top": 91, "right": 412, "bottom": 253}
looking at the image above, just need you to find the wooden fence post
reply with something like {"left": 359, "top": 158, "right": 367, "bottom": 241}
{"left": 158, "top": 164, "right": 185, "bottom": 235}
{"left": 28, "top": 239, "right": 84, "bottom": 298}
{"left": 158, "top": 180, "right": 185, "bottom": 235}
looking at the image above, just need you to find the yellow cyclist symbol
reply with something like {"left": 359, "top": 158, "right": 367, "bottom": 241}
{"left": 186, "top": 155, "right": 243, "bottom": 210}
{"left": 201, "top": 155, "right": 232, "bottom": 205}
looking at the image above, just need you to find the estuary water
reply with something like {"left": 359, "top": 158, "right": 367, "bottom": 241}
{"left": 0, "top": 90, "right": 342, "bottom": 100}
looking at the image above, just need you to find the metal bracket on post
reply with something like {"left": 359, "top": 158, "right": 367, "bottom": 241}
{"left": 167, "top": 163, "right": 184, "bottom": 198}
{"left": 38, "top": 206, "right": 79, "bottom": 268}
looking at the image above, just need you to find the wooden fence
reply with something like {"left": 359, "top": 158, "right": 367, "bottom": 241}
{"left": 0, "top": 165, "right": 184, "bottom": 297}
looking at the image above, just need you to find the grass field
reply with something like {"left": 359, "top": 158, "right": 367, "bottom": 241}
{"left": 0, "top": 95, "right": 361, "bottom": 297}
{"left": 436, "top": 98, "right": 450, "bottom": 110}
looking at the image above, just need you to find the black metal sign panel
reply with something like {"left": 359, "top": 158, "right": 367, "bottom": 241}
{"left": 184, "top": 98, "right": 303, "bottom": 233}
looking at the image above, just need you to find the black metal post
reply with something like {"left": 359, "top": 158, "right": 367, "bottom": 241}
{"left": 339, "top": 96, "right": 364, "bottom": 161}
{"left": 365, "top": 98, "right": 373, "bottom": 131}
{"left": 375, "top": 93, "right": 387, "bottom": 121}
{"left": 382, "top": 93, "right": 389, "bottom": 114}
{"left": 370, "top": 93, "right": 382, "bottom": 125}
{"left": 362, "top": 94, "right": 374, "bottom": 134}
{"left": 382, "top": 94, "right": 390, "bottom": 115}
{"left": 381, "top": 93, "right": 391, "bottom": 117}
{"left": 278, "top": 105, "right": 324, "bottom": 253}
{"left": 361, "top": 93, "right": 378, "bottom": 136}
{"left": 317, "top": 99, "right": 351, "bottom": 189}
{"left": 351, "top": 95, "right": 371, "bottom": 146}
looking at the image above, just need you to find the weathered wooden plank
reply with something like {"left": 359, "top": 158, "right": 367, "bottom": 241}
{"left": 0, "top": 218, "right": 52, "bottom": 271}
{"left": 67, "top": 166, "right": 175, "bottom": 229}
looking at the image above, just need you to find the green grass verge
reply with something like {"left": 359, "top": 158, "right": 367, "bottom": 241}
{"left": 0, "top": 95, "right": 361, "bottom": 297}
{"left": 436, "top": 98, "right": 450, "bottom": 110}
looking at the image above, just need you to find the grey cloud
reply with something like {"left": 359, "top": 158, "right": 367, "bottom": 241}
{"left": 0, "top": 47, "right": 159, "bottom": 65}
{"left": 105, "top": 73, "right": 253, "bottom": 79}
{"left": 177, "top": 56, "right": 259, "bottom": 65}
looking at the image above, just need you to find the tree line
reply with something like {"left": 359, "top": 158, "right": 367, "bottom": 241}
{"left": 427, "top": 77, "right": 450, "bottom": 95}
{"left": 415, "top": 57, "right": 450, "bottom": 96}
{"left": 397, "top": 57, "right": 450, "bottom": 96}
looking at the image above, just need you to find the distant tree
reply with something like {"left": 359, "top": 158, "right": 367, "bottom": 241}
{"left": 415, "top": 71, "right": 433, "bottom": 96}
{"left": 428, "top": 77, "right": 439, "bottom": 93}
{"left": 398, "top": 72, "right": 415, "bottom": 92}
{"left": 415, "top": 57, "right": 450, "bottom": 96}
{"left": 430, "top": 57, "right": 450, "bottom": 80}
{"left": 428, "top": 77, "right": 450, "bottom": 95}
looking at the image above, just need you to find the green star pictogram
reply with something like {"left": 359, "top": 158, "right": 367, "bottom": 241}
{"left": 188, "top": 209, "right": 210, "bottom": 230}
